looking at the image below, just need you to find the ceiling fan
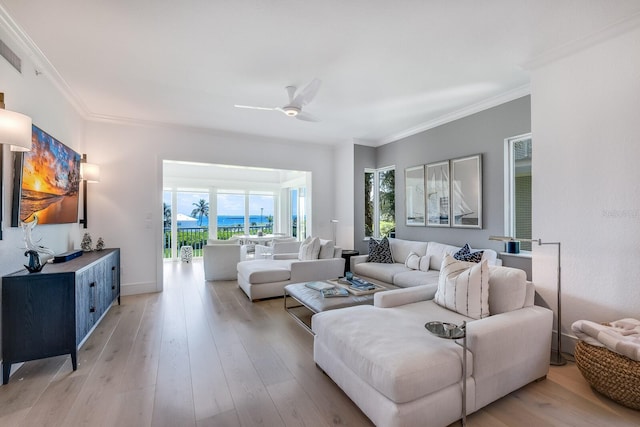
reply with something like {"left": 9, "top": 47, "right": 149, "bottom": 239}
{"left": 234, "top": 78, "right": 321, "bottom": 122}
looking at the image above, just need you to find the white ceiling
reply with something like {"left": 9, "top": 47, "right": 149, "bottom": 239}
{"left": 2, "top": 1, "right": 640, "bottom": 146}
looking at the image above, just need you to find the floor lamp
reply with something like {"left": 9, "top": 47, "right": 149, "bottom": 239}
{"left": 331, "top": 219, "right": 338, "bottom": 243}
{"left": 489, "top": 236, "right": 566, "bottom": 366}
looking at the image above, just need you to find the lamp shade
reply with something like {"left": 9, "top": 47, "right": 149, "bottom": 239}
{"left": 81, "top": 162, "right": 100, "bottom": 182}
{"left": 0, "top": 108, "right": 32, "bottom": 151}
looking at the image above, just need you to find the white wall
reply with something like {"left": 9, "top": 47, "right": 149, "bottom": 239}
{"left": 531, "top": 25, "right": 640, "bottom": 352}
{"left": 0, "top": 29, "right": 85, "bottom": 276}
{"left": 333, "top": 140, "right": 355, "bottom": 249}
{"left": 84, "top": 121, "right": 339, "bottom": 295}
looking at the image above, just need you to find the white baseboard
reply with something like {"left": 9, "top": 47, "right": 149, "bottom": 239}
{"left": 121, "top": 281, "right": 159, "bottom": 296}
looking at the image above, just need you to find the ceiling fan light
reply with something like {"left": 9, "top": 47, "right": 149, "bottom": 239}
{"left": 283, "top": 106, "right": 300, "bottom": 117}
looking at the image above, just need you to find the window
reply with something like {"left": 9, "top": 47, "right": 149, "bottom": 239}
{"left": 365, "top": 166, "right": 395, "bottom": 238}
{"left": 162, "top": 190, "right": 210, "bottom": 259}
{"left": 505, "top": 134, "right": 532, "bottom": 250}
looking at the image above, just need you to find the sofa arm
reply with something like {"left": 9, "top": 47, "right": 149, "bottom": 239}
{"left": 289, "top": 258, "right": 345, "bottom": 283}
{"left": 350, "top": 254, "right": 369, "bottom": 271}
{"left": 466, "top": 306, "right": 553, "bottom": 407}
{"left": 373, "top": 284, "right": 437, "bottom": 308}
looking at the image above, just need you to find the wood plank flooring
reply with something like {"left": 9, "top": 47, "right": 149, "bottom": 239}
{"left": 1, "top": 259, "right": 639, "bottom": 426}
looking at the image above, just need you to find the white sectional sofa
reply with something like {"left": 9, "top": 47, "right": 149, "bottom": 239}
{"left": 237, "top": 238, "right": 344, "bottom": 300}
{"left": 312, "top": 264, "right": 553, "bottom": 427}
{"left": 351, "top": 237, "right": 500, "bottom": 289}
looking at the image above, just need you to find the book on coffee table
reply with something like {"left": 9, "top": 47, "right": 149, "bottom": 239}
{"left": 321, "top": 287, "right": 349, "bottom": 298}
{"left": 305, "top": 281, "right": 335, "bottom": 291}
{"left": 328, "top": 279, "right": 386, "bottom": 296}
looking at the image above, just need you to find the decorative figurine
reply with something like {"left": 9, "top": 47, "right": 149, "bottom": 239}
{"left": 20, "top": 216, "right": 54, "bottom": 262}
{"left": 81, "top": 232, "right": 93, "bottom": 252}
{"left": 96, "top": 237, "right": 105, "bottom": 251}
{"left": 24, "top": 250, "right": 45, "bottom": 273}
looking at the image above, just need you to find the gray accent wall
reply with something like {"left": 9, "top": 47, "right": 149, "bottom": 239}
{"left": 353, "top": 144, "right": 377, "bottom": 254}
{"left": 354, "top": 95, "right": 531, "bottom": 256}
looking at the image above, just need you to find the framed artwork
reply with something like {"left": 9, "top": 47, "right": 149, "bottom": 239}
{"left": 405, "top": 165, "right": 425, "bottom": 226}
{"left": 451, "top": 154, "right": 482, "bottom": 228}
{"left": 426, "top": 161, "right": 450, "bottom": 227}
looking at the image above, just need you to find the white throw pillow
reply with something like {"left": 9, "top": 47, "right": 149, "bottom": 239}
{"left": 404, "top": 252, "right": 420, "bottom": 270}
{"left": 298, "top": 236, "right": 321, "bottom": 260}
{"left": 419, "top": 255, "right": 431, "bottom": 272}
{"left": 434, "top": 254, "right": 490, "bottom": 319}
{"left": 318, "top": 239, "right": 335, "bottom": 259}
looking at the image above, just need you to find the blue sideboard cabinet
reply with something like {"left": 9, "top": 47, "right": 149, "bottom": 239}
{"left": 2, "top": 248, "right": 120, "bottom": 384}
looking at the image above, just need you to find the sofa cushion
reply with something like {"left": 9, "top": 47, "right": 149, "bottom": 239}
{"left": 368, "top": 237, "right": 393, "bottom": 263}
{"left": 453, "top": 243, "right": 484, "bottom": 263}
{"left": 318, "top": 239, "right": 335, "bottom": 259}
{"left": 237, "top": 259, "right": 292, "bottom": 284}
{"left": 488, "top": 265, "right": 527, "bottom": 314}
{"left": 435, "top": 255, "right": 490, "bottom": 319}
{"left": 354, "top": 262, "right": 409, "bottom": 284}
{"left": 388, "top": 238, "right": 428, "bottom": 264}
{"left": 312, "top": 302, "right": 471, "bottom": 404}
{"left": 480, "top": 249, "right": 498, "bottom": 266}
{"left": 392, "top": 270, "right": 440, "bottom": 288}
{"left": 404, "top": 252, "right": 420, "bottom": 270}
{"left": 419, "top": 255, "right": 430, "bottom": 272}
{"left": 426, "top": 241, "right": 461, "bottom": 271}
{"left": 298, "top": 236, "right": 321, "bottom": 260}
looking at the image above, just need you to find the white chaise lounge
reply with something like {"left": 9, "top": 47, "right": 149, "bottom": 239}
{"left": 312, "top": 262, "right": 553, "bottom": 427}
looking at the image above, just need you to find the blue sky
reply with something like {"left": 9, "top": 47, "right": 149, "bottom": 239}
{"left": 163, "top": 191, "right": 274, "bottom": 217}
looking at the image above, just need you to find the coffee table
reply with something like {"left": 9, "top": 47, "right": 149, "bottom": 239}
{"left": 284, "top": 280, "right": 396, "bottom": 333}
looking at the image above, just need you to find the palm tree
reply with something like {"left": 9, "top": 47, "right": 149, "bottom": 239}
{"left": 190, "top": 199, "right": 209, "bottom": 227}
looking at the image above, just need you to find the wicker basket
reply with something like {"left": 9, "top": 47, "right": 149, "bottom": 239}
{"left": 574, "top": 340, "right": 640, "bottom": 410}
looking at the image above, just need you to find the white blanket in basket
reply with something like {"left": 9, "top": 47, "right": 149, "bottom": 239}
{"left": 572, "top": 318, "right": 640, "bottom": 362}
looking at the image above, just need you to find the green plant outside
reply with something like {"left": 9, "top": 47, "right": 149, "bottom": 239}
{"left": 380, "top": 220, "right": 395, "bottom": 238}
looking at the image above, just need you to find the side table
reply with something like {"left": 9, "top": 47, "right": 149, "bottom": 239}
{"left": 425, "top": 321, "right": 467, "bottom": 426}
{"left": 340, "top": 250, "right": 360, "bottom": 276}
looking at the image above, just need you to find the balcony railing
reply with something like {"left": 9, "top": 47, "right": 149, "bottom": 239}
{"left": 163, "top": 225, "right": 274, "bottom": 259}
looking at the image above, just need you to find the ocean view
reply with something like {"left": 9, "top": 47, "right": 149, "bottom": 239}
{"left": 178, "top": 215, "right": 291, "bottom": 227}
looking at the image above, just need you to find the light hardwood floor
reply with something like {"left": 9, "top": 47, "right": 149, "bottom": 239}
{"left": 1, "top": 259, "right": 639, "bottom": 427}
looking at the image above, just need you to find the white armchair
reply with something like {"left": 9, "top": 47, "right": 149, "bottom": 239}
{"left": 203, "top": 243, "right": 241, "bottom": 281}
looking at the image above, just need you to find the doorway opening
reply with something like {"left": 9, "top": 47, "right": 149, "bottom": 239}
{"left": 162, "top": 160, "right": 311, "bottom": 260}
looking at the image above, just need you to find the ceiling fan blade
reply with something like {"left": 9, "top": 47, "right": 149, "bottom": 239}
{"left": 292, "top": 78, "right": 321, "bottom": 107}
{"left": 296, "top": 111, "right": 319, "bottom": 122}
{"left": 286, "top": 86, "right": 297, "bottom": 104}
{"left": 234, "top": 104, "right": 277, "bottom": 111}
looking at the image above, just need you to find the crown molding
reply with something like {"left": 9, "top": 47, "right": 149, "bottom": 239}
{"left": 375, "top": 84, "right": 531, "bottom": 146}
{"left": 523, "top": 11, "right": 640, "bottom": 70}
{"left": 0, "top": 5, "right": 90, "bottom": 117}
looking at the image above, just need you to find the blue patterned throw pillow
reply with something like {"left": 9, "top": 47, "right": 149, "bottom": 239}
{"left": 453, "top": 243, "right": 484, "bottom": 263}
{"left": 368, "top": 237, "right": 394, "bottom": 263}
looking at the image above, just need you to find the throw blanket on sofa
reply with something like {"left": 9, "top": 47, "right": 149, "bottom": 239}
{"left": 572, "top": 318, "right": 640, "bottom": 361}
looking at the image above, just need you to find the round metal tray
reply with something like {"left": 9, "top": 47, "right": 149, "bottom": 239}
{"left": 425, "top": 321, "right": 465, "bottom": 339}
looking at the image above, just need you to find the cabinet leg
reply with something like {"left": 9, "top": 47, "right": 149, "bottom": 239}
{"left": 2, "top": 362, "right": 10, "bottom": 385}
{"left": 71, "top": 351, "right": 77, "bottom": 371}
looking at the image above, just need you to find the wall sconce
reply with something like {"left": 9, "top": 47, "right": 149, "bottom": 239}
{"left": 0, "top": 92, "right": 32, "bottom": 240}
{"left": 489, "top": 235, "right": 565, "bottom": 366}
{"left": 79, "top": 154, "right": 100, "bottom": 229}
